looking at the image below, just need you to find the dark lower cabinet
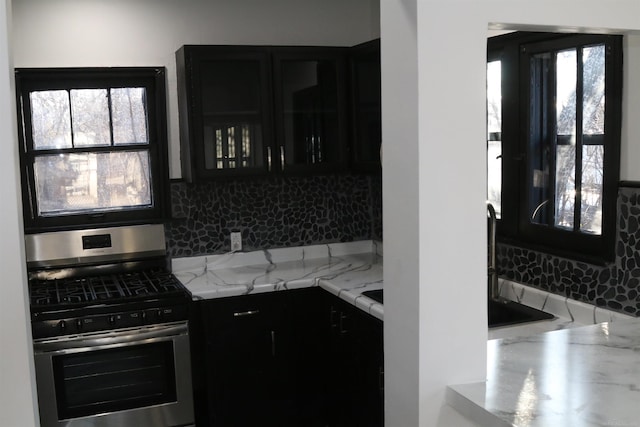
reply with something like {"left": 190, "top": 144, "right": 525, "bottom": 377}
{"left": 189, "top": 288, "right": 383, "bottom": 427}
{"left": 323, "top": 292, "right": 384, "bottom": 427}
{"left": 191, "top": 292, "right": 294, "bottom": 426}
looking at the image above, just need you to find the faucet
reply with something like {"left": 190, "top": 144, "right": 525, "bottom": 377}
{"left": 487, "top": 202, "right": 499, "bottom": 301}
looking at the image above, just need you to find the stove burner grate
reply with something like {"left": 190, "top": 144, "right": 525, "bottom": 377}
{"left": 29, "top": 269, "right": 185, "bottom": 308}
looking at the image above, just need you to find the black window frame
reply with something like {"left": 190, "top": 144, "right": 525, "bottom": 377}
{"left": 15, "top": 67, "right": 171, "bottom": 233}
{"left": 488, "top": 32, "right": 623, "bottom": 263}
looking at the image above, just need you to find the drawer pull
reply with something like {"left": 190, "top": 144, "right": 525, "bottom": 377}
{"left": 233, "top": 309, "right": 260, "bottom": 317}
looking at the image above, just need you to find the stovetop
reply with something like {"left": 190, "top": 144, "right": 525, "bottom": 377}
{"left": 30, "top": 269, "right": 187, "bottom": 309}
{"left": 29, "top": 268, "right": 191, "bottom": 340}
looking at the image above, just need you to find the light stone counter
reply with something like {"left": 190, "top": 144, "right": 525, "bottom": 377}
{"left": 172, "top": 240, "right": 384, "bottom": 319}
{"left": 448, "top": 317, "right": 640, "bottom": 427}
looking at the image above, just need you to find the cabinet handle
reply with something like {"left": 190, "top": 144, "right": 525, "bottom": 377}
{"left": 329, "top": 306, "right": 338, "bottom": 329}
{"left": 379, "top": 365, "right": 384, "bottom": 393}
{"left": 267, "top": 147, "right": 272, "bottom": 172}
{"left": 233, "top": 309, "right": 260, "bottom": 317}
{"left": 279, "top": 146, "right": 285, "bottom": 171}
{"left": 339, "top": 312, "right": 348, "bottom": 335}
{"left": 271, "top": 330, "right": 276, "bottom": 357}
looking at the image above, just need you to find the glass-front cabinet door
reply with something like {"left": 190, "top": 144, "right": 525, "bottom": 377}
{"left": 272, "top": 48, "right": 348, "bottom": 173}
{"left": 177, "top": 46, "right": 348, "bottom": 181}
{"left": 350, "top": 39, "right": 382, "bottom": 171}
{"left": 177, "top": 47, "right": 273, "bottom": 181}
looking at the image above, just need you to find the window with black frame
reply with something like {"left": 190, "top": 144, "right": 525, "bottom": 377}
{"left": 15, "top": 68, "right": 170, "bottom": 232}
{"left": 487, "top": 33, "right": 623, "bottom": 262}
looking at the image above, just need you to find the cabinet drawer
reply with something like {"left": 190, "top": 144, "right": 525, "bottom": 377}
{"left": 201, "top": 293, "right": 285, "bottom": 327}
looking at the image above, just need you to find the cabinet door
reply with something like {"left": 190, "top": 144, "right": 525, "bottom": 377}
{"left": 324, "top": 293, "right": 384, "bottom": 427}
{"left": 325, "top": 295, "right": 362, "bottom": 426}
{"left": 350, "top": 39, "right": 382, "bottom": 171}
{"left": 177, "top": 46, "right": 273, "bottom": 181}
{"left": 272, "top": 48, "right": 349, "bottom": 174}
{"left": 201, "top": 293, "right": 293, "bottom": 426}
{"left": 356, "top": 311, "right": 384, "bottom": 427}
{"left": 286, "top": 288, "right": 331, "bottom": 425}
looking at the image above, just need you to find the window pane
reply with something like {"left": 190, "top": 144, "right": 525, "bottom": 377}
{"left": 582, "top": 45, "right": 605, "bottom": 136}
{"left": 487, "top": 60, "right": 502, "bottom": 217}
{"left": 34, "top": 151, "right": 152, "bottom": 216}
{"left": 556, "top": 49, "right": 577, "bottom": 138}
{"left": 70, "top": 89, "right": 111, "bottom": 147}
{"left": 581, "top": 145, "right": 603, "bottom": 234}
{"left": 111, "top": 88, "right": 149, "bottom": 144}
{"left": 555, "top": 145, "right": 576, "bottom": 229}
{"left": 30, "top": 90, "right": 72, "bottom": 149}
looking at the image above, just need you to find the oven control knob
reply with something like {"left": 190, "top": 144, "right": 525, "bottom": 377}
{"left": 156, "top": 309, "right": 163, "bottom": 320}
{"left": 76, "top": 319, "right": 83, "bottom": 331}
{"left": 58, "top": 320, "right": 67, "bottom": 332}
{"left": 108, "top": 315, "right": 116, "bottom": 326}
{"left": 141, "top": 311, "right": 147, "bottom": 323}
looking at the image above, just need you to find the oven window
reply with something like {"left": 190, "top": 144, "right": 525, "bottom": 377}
{"left": 15, "top": 68, "right": 170, "bottom": 232}
{"left": 52, "top": 341, "right": 177, "bottom": 420}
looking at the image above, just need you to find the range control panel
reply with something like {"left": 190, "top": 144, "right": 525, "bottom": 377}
{"left": 32, "top": 305, "right": 189, "bottom": 340}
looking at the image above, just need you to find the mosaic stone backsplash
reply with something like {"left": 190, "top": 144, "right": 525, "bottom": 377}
{"left": 497, "top": 185, "right": 640, "bottom": 317}
{"left": 167, "top": 173, "right": 382, "bottom": 258}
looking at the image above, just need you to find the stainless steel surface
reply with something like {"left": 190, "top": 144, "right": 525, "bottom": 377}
{"left": 487, "top": 202, "right": 499, "bottom": 301}
{"left": 25, "top": 224, "right": 167, "bottom": 268}
{"left": 34, "top": 321, "right": 194, "bottom": 427}
{"left": 33, "top": 322, "right": 189, "bottom": 353}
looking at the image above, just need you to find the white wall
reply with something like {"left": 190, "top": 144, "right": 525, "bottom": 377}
{"left": 381, "top": 0, "right": 640, "bottom": 426}
{"left": 12, "top": 0, "right": 380, "bottom": 179}
{"left": 621, "top": 34, "right": 640, "bottom": 180}
{"left": 0, "top": 0, "right": 39, "bottom": 426}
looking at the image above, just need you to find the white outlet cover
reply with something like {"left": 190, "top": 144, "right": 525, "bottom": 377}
{"left": 230, "top": 232, "right": 242, "bottom": 251}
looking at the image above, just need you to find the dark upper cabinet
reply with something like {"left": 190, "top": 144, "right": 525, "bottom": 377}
{"left": 176, "top": 45, "right": 348, "bottom": 181}
{"left": 272, "top": 47, "right": 349, "bottom": 174}
{"left": 349, "top": 39, "right": 382, "bottom": 172}
{"left": 176, "top": 46, "right": 273, "bottom": 181}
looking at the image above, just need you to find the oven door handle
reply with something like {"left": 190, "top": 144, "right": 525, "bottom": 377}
{"left": 33, "top": 322, "right": 189, "bottom": 354}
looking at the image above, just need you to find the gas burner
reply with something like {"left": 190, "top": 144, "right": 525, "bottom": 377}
{"left": 29, "top": 269, "right": 187, "bottom": 309}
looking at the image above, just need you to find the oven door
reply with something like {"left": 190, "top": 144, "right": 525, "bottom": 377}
{"left": 33, "top": 322, "right": 194, "bottom": 427}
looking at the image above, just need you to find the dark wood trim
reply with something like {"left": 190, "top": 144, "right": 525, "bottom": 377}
{"left": 619, "top": 181, "right": 640, "bottom": 189}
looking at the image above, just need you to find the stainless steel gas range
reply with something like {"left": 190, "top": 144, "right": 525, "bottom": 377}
{"left": 26, "top": 224, "right": 194, "bottom": 427}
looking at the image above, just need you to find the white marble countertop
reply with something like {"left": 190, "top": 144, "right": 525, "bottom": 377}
{"left": 487, "top": 279, "right": 634, "bottom": 341}
{"left": 172, "top": 240, "right": 385, "bottom": 320}
{"left": 450, "top": 316, "right": 640, "bottom": 427}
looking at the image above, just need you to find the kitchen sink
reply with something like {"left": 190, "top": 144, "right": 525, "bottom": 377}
{"left": 362, "top": 289, "right": 383, "bottom": 304}
{"left": 488, "top": 299, "right": 554, "bottom": 328}
{"left": 361, "top": 290, "right": 554, "bottom": 328}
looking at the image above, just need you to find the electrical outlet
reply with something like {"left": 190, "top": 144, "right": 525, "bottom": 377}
{"left": 230, "top": 231, "right": 242, "bottom": 252}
